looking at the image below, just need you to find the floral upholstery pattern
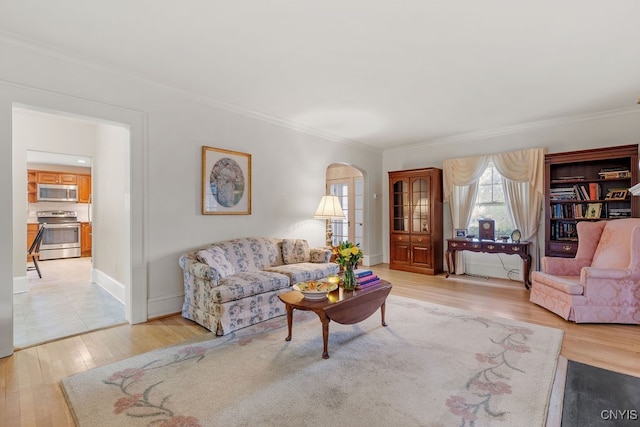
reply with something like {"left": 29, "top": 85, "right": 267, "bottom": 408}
{"left": 282, "top": 239, "right": 311, "bottom": 264}
{"left": 310, "top": 247, "right": 331, "bottom": 263}
{"left": 266, "top": 262, "right": 338, "bottom": 284}
{"left": 530, "top": 218, "right": 640, "bottom": 324}
{"left": 195, "top": 247, "right": 236, "bottom": 279}
{"left": 180, "top": 237, "right": 338, "bottom": 335}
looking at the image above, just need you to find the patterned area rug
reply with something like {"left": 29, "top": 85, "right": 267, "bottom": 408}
{"left": 61, "top": 295, "right": 563, "bottom": 427}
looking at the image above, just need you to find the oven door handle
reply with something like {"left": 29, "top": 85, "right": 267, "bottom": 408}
{"left": 42, "top": 223, "right": 80, "bottom": 229}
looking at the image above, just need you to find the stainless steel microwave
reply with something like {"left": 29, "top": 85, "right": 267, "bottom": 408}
{"left": 37, "top": 183, "right": 79, "bottom": 202}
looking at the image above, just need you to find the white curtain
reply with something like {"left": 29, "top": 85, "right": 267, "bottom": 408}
{"left": 443, "top": 156, "right": 489, "bottom": 274}
{"left": 494, "top": 148, "right": 546, "bottom": 271}
{"left": 443, "top": 148, "right": 546, "bottom": 274}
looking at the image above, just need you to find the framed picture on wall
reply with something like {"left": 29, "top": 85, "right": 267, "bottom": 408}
{"left": 202, "top": 146, "right": 252, "bottom": 215}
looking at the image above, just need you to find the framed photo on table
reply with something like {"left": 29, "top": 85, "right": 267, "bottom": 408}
{"left": 455, "top": 228, "right": 467, "bottom": 238}
{"left": 202, "top": 146, "right": 251, "bottom": 215}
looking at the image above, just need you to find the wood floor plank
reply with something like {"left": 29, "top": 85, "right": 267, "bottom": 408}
{"left": 2, "top": 264, "right": 639, "bottom": 426}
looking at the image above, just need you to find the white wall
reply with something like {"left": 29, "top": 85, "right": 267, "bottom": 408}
{"left": 0, "top": 36, "right": 383, "bottom": 357}
{"left": 383, "top": 110, "right": 640, "bottom": 279}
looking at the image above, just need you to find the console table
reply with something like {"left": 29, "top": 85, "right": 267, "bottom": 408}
{"left": 445, "top": 239, "right": 532, "bottom": 289}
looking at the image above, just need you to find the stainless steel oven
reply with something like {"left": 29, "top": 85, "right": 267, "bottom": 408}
{"left": 37, "top": 211, "right": 81, "bottom": 260}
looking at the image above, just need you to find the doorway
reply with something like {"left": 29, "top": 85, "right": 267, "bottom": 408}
{"left": 326, "top": 164, "right": 364, "bottom": 246}
{"left": 12, "top": 106, "right": 130, "bottom": 348}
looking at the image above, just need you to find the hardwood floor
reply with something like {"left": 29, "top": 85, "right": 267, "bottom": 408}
{"left": 1, "top": 264, "right": 639, "bottom": 426}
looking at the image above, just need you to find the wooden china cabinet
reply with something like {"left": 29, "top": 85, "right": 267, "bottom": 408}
{"left": 388, "top": 167, "right": 443, "bottom": 275}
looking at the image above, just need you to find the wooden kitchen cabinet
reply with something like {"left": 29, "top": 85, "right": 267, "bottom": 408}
{"left": 36, "top": 171, "right": 77, "bottom": 185}
{"left": 81, "top": 222, "right": 92, "bottom": 257}
{"left": 388, "top": 167, "right": 443, "bottom": 275}
{"left": 27, "top": 170, "right": 37, "bottom": 202}
{"left": 78, "top": 174, "right": 92, "bottom": 203}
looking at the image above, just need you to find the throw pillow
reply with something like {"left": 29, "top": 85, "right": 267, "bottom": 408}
{"left": 282, "top": 239, "right": 311, "bottom": 264}
{"left": 195, "top": 246, "right": 236, "bottom": 278}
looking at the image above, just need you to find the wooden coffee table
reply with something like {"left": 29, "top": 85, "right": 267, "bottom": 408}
{"left": 278, "top": 280, "right": 392, "bottom": 359}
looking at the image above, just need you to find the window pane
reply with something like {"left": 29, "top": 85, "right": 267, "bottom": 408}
{"left": 469, "top": 163, "right": 513, "bottom": 237}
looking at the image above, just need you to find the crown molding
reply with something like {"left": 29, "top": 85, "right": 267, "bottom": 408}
{"left": 387, "top": 106, "right": 640, "bottom": 153}
{"left": 0, "top": 31, "right": 382, "bottom": 154}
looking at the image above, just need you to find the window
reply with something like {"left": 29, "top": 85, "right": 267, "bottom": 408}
{"left": 468, "top": 162, "right": 513, "bottom": 238}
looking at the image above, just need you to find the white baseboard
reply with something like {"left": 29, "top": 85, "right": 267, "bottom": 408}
{"left": 92, "top": 268, "right": 125, "bottom": 304}
{"left": 364, "top": 253, "right": 383, "bottom": 267}
{"left": 147, "top": 294, "right": 184, "bottom": 319}
{"left": 13, "top": 276, "right": 28, "bottom": 294}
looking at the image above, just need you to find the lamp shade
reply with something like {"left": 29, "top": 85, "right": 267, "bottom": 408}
{"left": 314, "top": 195, "right": 345, "bottom": 219}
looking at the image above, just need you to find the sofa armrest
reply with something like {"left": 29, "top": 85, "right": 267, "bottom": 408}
{"left": 179, "top": 255, "right": 220, "bottom": 286}
{"left": 581, "top": 266, "right": 640, "bottom": 301}
{"left": 310, "top": 247, "right": 332, "bottom": 263}
{"left": 541, "top": 256, "right": 591, "bottom": 276}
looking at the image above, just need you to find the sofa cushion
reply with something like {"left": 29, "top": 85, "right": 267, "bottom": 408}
{"left": 531, "top": 271, "right": 584, "bottom": 295}
{"left": 310, "top": 247, "right": 331, "bottom": 263}
{"left": 213, "top": 238, "right": 284, "bottom": 272}
{"left": 214, "top": 270, "right": 291, "bottom": 303}
{"left": 266, "top": 262, "right": 340, "bottom": 284}
{"left": 195, "top": 247, "right": 236, "bottom": 278}
{"left": 282, "top": 239, "right": 311, "bottom": 264}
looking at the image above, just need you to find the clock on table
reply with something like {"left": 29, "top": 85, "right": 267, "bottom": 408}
{"left": 479, "top": 219, "right": 495, "bottom": 240}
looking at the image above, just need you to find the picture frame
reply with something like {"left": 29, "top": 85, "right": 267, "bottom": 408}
{"left": 202, "top": 146, "right": 251, "bottom": 215}
{"left": 605, "top": 189, "right": 628, "bottom": 201}
{"left": 585, "top": 203, "right": 602, "bottom": 219}
{"left": 455, "top": 228, "right": 467, "bottom": 238}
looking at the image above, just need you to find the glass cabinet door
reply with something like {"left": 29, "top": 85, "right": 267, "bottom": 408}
{"left": 411, "top": 177, "right": 431, "bottom": 233}
{"left": 391, "top": 178, "right": 409, "bottom": 232}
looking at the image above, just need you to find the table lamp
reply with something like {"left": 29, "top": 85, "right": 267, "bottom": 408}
{"left": 314, "top": 195, "right": 346, "bottom": 246}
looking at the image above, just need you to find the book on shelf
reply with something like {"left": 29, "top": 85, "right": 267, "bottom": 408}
{"left": 550, "top": 187, "right": 577, "bottom": 201}
{"left": 554, "top": 175, "right": 584, "bottom": 181}
{"left": 598, "top": 167, "right": 631, "bottom": 179}
{"left": 588, "top": 183, "right": 601, "bottom": 200}
{"left": 572, "top": 184, "right": 589, "bottom": 201}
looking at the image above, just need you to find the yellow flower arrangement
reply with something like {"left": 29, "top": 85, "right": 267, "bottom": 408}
{"left": 334, "top": 241, "right": 364, "bottom": 268}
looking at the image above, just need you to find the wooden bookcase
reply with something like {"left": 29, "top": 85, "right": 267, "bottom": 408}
{"left": 545, "top": 144, "right": 639, "bottom": 258}
{"left": 388, "top": 167, "right": 443, "bottom": 274}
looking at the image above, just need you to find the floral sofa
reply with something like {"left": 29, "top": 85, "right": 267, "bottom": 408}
{"left": 179, "top": 237, "right": 339, "bottom": 335}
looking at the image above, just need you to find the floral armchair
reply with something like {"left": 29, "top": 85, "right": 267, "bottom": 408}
{"left": 530, "top": 218, "right": 640, "bottom": 324}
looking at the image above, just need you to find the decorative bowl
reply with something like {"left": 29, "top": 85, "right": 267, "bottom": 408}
{"left": 293, "top": 280, "right": 338, "bottom": 300}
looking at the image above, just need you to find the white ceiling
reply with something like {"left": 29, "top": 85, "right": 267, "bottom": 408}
{"left": 2, "top": 1, "right": 640, "bottom": 150}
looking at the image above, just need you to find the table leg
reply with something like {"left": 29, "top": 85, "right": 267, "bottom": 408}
{"left": 380, "top": 301, "right": 388, "bottom": 327}
{"left": 445, "top": 249, "right": 455, "bottom": 278}
{"left": 521, "top": 254, "right": 532, "bottom": 289}
{"left": 320, "top": 313, "right": 330, "bottom": 359}
{"left": 284, "top": 304, "right": 293, "bottom": 341}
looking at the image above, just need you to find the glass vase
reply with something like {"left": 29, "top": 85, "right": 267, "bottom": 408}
{"left": 342, "top": 265, "right": 357, "bottom": 291}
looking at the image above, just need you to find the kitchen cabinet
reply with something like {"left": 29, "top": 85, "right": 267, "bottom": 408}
{"left": 37, "top": 171, "right": 77, "bottom": 185}
{"left": 81, "top": 222, "right": 92, "bottom": 257}
{"left": 388, "top": 167, "right": 443, "bottom": 275}
{"left": 27, "top": 170, "right": 37, "bottom": 203}
{"left": 78, "top": 174, "right": 92, "bottom": 203}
